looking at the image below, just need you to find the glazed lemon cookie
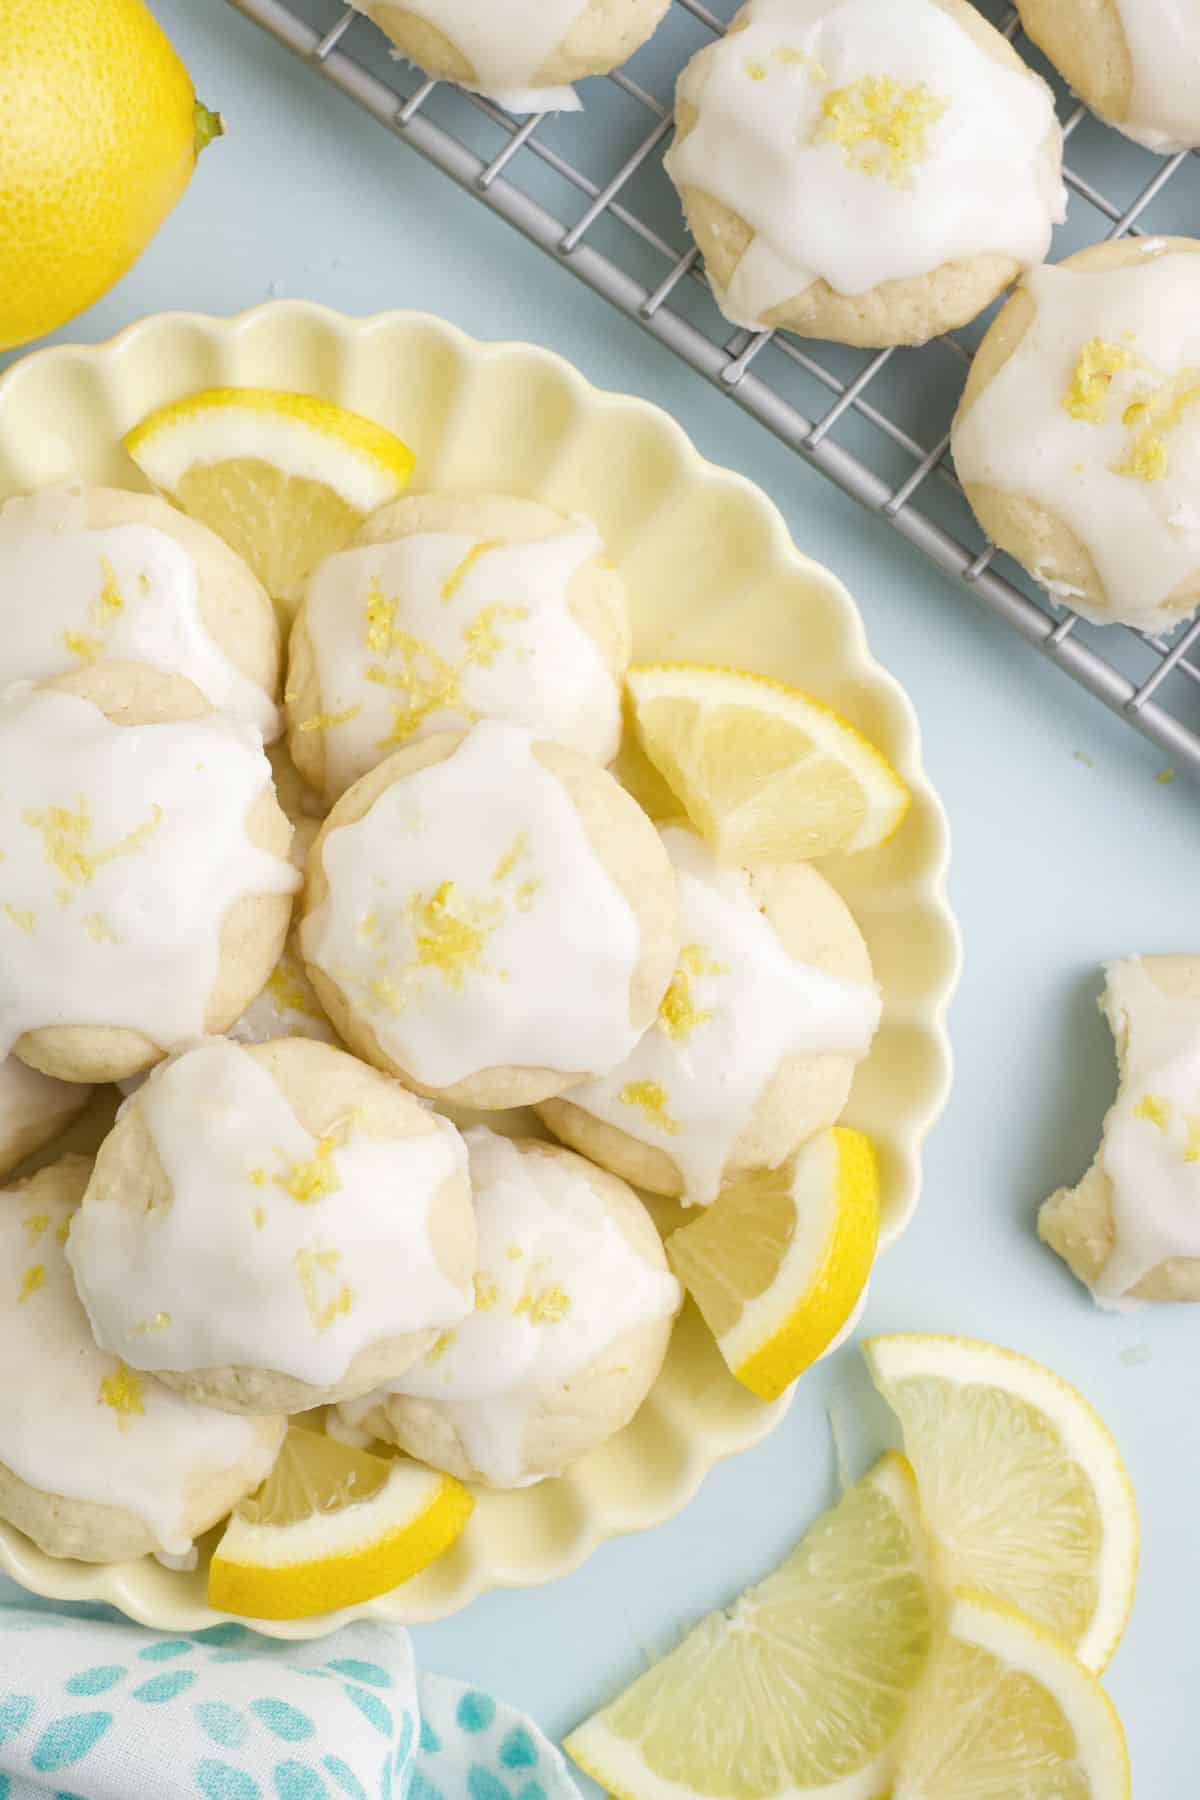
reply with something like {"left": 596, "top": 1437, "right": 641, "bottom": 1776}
{"left": 539, "top": 825, "right": 880, "bottom": 1204}
{"left": 953, "top": 238, "right": 1200, "bottom": 628}
{"left": 0, "top": 485, "right": 280, "bottom": 740}
{"left": 287, "top": 495, "right": 629, "bottom": 805}
{"left": 0, "top": 664, "right": 298, "bottom": 1085}
{"left": 0, "top": 1156, "right": 284, "bottom": 1563}
{"left": 353, "top": 0, "right": 671, "bottom": 112}
{"left": 0, "top": 1056, "right": 91, "bottom": 1181}
{"left": 1016, "top": 0, "right": 1200, "bottom": 151}
{"left": 1040, "top": 957, "right": 1200, "bottom": 1304}
{"left": 69, "top": 1038, "right": 477, "bottom": 1415}
{"left": 663, "top": 0, "right": 1064, "bottom": 346}
{"left": 300, "top": 719, "right": 679, "bottom": 1108}
{"left": 338, "top": 1127, "right": 681, "bottom": 1487}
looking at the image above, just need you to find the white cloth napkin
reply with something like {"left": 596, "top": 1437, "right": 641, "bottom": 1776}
{"left": 0, "top": 1607, "right": 581, "bottom": 1800}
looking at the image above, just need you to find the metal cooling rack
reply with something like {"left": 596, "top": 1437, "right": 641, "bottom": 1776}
{"left": 228, "top": 0, "right": 1200, "bottom": 774}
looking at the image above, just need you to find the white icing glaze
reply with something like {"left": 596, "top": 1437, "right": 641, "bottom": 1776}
{"left": 665, "top": 0, "right": 1064, "bottom": 327}
{"left": 0, "top": 496, "right": 278, "bottom": 740}
{"left": 561, "top": 827, "right": 880, "bottom": 1204}
{"left": 0, "top": 686, "right": 299, "bottom": 1059}
{"left": 301, "top": 719, "right": 646, "bottom": 1089}
{"left": 364, "top": 0, "right": 588, "bottom": 109}
{"left": 1093, "top": 958, "right": 1200, "bottom": 1301}
{"left": 0, "top": 1178, "right": 279, "bottom": 1554}
{"left": 68, "top": 1041, "right": 472, "bottom": 1387}
{"left": 0, "top": 1056, "right": 90, "bottom": 1154}
{"left": 300, "top": 521, "right": 620, "bottom": 794}
{"left": 1110, "top": 0, "right": 1200, "bottom": 150}
{"left": 953, "top": 254, "right": 1200, "bottom": 623}
{"left": 342, "top": 1126, "right": 681, "bottom": 1486}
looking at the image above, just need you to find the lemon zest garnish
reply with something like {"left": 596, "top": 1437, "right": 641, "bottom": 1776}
{"left": 254, "top": 1205, "right": 267, "bottom": 1229}
{"left": 492, "top": 835, "right": 528, "bottom": 884}
{"left": 82, "top": 913, "right": 119, "bottom": 944}
{"left": 1184, "top": 1117, "right": 1200, "bottom": 1162}
{"left": 131, "top": 1311, "right": 171, "bottom": 1336}
{"left": 63, "top": 630, "right": 100, "bottom": 661}
{"left": 3, "top": 904, "right": 34, "bottom": 934}
{"left": 1133, "top": 1092, "right": 1171, "bottom": 1131}
{"left": 366, "top": 635, "right": 464, "bottom": 747}
{"left": 427, "top": 1328, "right": 457, "bottom": 1363}
{"left": 473, "top": 1274, "right": 499, "bottom": 1312}
{"left": 462, "top": 603, "right": 530, "bottom": 669}
{"left": 248, "top": 1167, "right": 267, "bottom": 1187}
{"left": 815, "top": 76, "right": 948, "bottom": 186}
{"left": 364, "top": 577, "right": 399, "bottom": 653}
{"left": 619, "top": 1080, "right": 683, "bottom": 1136}
{"left": 1156, "top": 768, "right": 1177, "bottom": 784}
{"left": 99, "top": 1362, "right": 145, "bottom": 1422}
{"left": 18, "top": 1264, "right": 44, "bottom": 1303}
{"left": 746, "top": 58, "right": 767, "bottom": 80}
{"left": 21, "top": 1214, "right": 48, "bottom": 1245}
{"left": 514, "top": 878, "right": 540, "bottom": 913}
{"left": 440, "top": 540, "right": 500, "bottom": 602}
{"left": 405, "top": 880, "right": 502, "bottom": 990}
{"left": 1111, "top": 369, "right": 1200, "bottom": 482}
{"left": 299, "top": 704, "right": 361, "bottom": 734}
{"left": 1061, "top": 340, "right": 1134, "bottom": 423}
{"left": 55, "top": 1216, "right": 71, "bottom": 1247}
{"left": 273, "top": 1134, "right": 342, "bottom": 1203}
{"left": 776, "top": 46, "right": 826, "bottom": 77}
{"left": 657, "top": 943, "right": 725, "bottom": 1042}
{"left": 265, "top": 952, "right": 323, "bottom": 1019}
{"left": 505, "top": 1245, "right": 523, "bottom": 1261}
{"left": 94, "top": 559, "right": 124, "bottom": 624}
{"left": 356, "top": 911, "right": 383, "bottom": 944}
{"left": 23, "top": 799, "right": 161, "bottom": 890}
{"left": 295, "top": 1247, "right": 353, "bottom": 1333}
{"left": 514, "top": 1283, "right": 571, "bottom": 1324}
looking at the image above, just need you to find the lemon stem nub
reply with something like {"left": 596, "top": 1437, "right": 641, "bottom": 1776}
{"left": 194, "top": 102, "right": 225, "bottom": 156}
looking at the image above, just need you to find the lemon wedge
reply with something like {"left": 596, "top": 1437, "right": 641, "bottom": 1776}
{"left": 626, "top": 664, "right": 910, "bottom": 862}
{"left": 892, "top": 1591, "right": 1130, "bottom": 1800}
{"left": 565, "top": 1453, "right": 934, "bottom": 1800}
{"left": 866, "top": 1334, "right": 1139, "bottom": 1672}
{"left": 208, "top": 1425, "right": 473, "bottom": 1620}
{"left": 667, "top": 1128, "right": 879, "bottom": 1402}
{"left": 125, "top": 387, "right": 415, "bottom": 613}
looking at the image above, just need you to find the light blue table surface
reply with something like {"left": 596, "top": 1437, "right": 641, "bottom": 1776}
{"left": 2, "top": 4, "right": 1196, "bottom": 1790}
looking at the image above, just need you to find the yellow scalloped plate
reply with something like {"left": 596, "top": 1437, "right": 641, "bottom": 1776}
{"left": 0, "top": 304, "right": 958, "bottom": 1634}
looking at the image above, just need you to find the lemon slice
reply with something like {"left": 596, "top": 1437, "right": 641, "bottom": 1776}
{"left": 125, "top": 387, "right": 415, "bottom": 611}
{"left": 626, "top": 665, "right": 910, "bottom": 863}
{"left": 866, "top": 1334, "right": 1139, "bottom": 1672}
{"left": 667, "top": 1128, "right": 879, "bottom": 1402}
{"left": 892, "top": 1591, "right": 1130, "bottom": 1800}
{"left": 565, "top": 1453, "right": 934, "bottom": 1800}
{"left": 208, "top": 1425, "right": 473, "bottom": 1620}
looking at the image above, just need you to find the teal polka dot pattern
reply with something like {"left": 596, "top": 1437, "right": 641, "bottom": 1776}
{"left": 498, "top": 1731, "right": 536, "bottom": 1771}
{"left": 326, "top": 1662, "right": 391, "bottom": 1690}
{"left": 30, "top": 1712, "right": 113, "bottom": 1772}
{"left": 0, "top": 1697, "right": 34, "bottom": 1744}
{"left": 133, "top": 1671, "right": 197, "bottom": 1704}
{"left": 467, "top": 1767, "right": 508, "bottom": 1800}
{"left": 416, "top": 1676, "right": 580, "bottom": 1800}
{"left": 251, "top": 1701, "right": 316, "bottom": 1744}
{"left": 196, "top": 1757, "right": 262, "bottom": 1800}
{"left": 0, "top": 1609, "right": 580, "bottom": 1800}
{"left": 321, "top": 1754, "right": 367, "bottom": 1799}
{"left": 195, "top": 1702, "right": 250, "bottom": 1750}
{"left": 273, "top": 1759, "right": 328, "bottom": 1799}
{"left": 343, "top": 1687, "right": 391, "bottom": 1738}
{"left": 455, "top": 1695, "right": 495, "bottom": 1736}
{"left": 64, "top": 1667, "right": 126, "bottom": 1698}
{"left": 139, "top": 1640, "right": 194, "bottom": 1663}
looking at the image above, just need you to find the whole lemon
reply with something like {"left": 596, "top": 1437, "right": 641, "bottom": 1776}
{"left": 0, "top": 0, "right": 221, "bottom": 352}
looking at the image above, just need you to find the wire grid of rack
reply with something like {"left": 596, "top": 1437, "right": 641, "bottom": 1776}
{"left": 228, "top": 0, "right": 1200, "bottom": 775}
